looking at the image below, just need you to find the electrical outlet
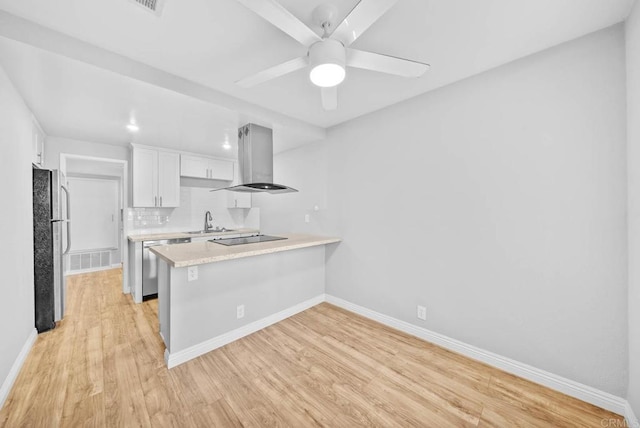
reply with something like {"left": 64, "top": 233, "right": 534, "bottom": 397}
{"left": 304, "top": 214, "right": 310, "bottom": 223}
{"left": 236, "top": 304, "right": 245, "bottom": 319}
{"left": 417, "top": 305, "right": 427, "bottom": 320}
{"left": 187, "top": 266, "right": 198, "bottom": 282}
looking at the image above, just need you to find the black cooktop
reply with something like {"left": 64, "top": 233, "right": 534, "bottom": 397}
{"left": 211, "top": 235, "right": 287, "bottom": 246}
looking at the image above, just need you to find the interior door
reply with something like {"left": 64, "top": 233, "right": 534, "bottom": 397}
{"left": 67, "top": 177, "right": 119, "bottom": 252}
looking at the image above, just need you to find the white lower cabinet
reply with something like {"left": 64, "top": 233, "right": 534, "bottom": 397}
{"left": 132, "top": 146, "right": 180, "bottom": 208}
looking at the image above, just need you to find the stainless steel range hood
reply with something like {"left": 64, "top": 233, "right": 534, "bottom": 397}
{"left": 212, "top": 123, "right": 297, "bottom": 194}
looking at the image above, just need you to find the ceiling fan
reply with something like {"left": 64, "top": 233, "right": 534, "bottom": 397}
{"left": 234, "top": 0, "right": 430, "bottom": 111}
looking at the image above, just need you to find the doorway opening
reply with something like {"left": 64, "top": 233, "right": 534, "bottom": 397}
{"left": 60, "top": 154, "right": 129, "bottom": 294}
{"left": 66, "top": 175, "right": 120, "bottom": 273}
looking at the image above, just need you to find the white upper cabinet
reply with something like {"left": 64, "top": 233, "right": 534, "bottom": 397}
{"left": 157, "top": 151, "right": 181, "bottom": 207}
{"left": 180, "top": 155, "right": 209, "bottom": 179}
{"left": 180, "top": 154, "right": 234, "bottom": 181}
{"left": 32, "top": 118, "right": 45, "bottom": 167}
{"left": 227, "top": 191, "right": 252, "bottom": 209}
{"left": 209, "top": 159, "right": 234, "bottom": 181}
{"left": 132, "top": 147, "right": 157, "bottom": 207}
{"left": 132, "top": 146, "right": 180, "bottom": 208}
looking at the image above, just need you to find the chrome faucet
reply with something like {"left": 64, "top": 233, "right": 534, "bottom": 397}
{"left": 204, "top": 211, "right": 213, "bottom": 232}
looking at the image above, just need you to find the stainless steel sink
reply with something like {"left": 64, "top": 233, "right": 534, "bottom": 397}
{"left": 185, "top": 228, "right": 235, "bottom": 234}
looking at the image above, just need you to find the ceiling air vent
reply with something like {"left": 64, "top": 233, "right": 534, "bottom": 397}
{"left": 129, "top": 0, "right": 166, "bottom": 16}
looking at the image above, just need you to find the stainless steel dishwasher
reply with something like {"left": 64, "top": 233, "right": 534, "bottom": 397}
{"left": 142, "top": 238, "right": 190, "bottom": 300}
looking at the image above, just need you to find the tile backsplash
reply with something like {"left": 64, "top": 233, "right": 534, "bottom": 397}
{"left": 127, "top": 187, "right": 259, "bottom": 234}
{"left": 129, "top": 209, "right": 171, "bottom": 228}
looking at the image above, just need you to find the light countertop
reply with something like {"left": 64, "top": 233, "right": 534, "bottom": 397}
{"left": 127, "top": 228, "right": 259, "bottom": 242}
{"left": 149, "top": 233, "right": 341, "bottom": 267}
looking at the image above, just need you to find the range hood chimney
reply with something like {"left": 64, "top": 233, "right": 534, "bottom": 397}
{"left": 213, "top": 123, "right": 297, "bottom": 194}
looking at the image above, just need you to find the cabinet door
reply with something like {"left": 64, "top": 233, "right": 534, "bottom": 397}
{"left": 132, "top": 148, "right": 158, "bottom": 207}
{"left": 209, "top": 159, "right": 234, "bottom": 181}
{"left": 180, "top": 155, "right": 209, "bottom": 179}
{"left": 32, "top": 120, "right": 45, "bottom": 166}
{"left": 227, "top": 192, "right": 251, "bottom": 209}
{"left": 158, "top": 151, "right": 181, "bottom": 207}
{"left": 226, "top": 160, "right": 251, "bottom": 208}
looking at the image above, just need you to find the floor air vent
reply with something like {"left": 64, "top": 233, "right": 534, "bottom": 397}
{"left": 129, "top": 0, "right": 165, "bottom": 16}
{"left": 69, "top": 251, "right": 112, "bottom": 273}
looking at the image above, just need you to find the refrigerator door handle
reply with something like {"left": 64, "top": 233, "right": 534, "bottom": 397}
{"left": 61, "top": 185, "right": 71, "bottom": 255}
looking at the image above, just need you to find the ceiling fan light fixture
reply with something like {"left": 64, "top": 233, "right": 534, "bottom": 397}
{"left": 310, "top": 63, "right": 345, "bottom": 87}
{"left": 309, "top": 39, "right": 346, "bottom": 88}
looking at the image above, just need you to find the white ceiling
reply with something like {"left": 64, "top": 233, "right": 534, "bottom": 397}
{"left": 0, "top": 0, "right": 635, "bottom": 151}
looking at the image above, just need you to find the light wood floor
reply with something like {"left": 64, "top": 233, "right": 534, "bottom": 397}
{"left": 0, "top": 268, "right": 625, "bottom": 427}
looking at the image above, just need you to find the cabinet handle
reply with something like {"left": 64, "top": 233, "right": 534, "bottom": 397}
{"left": 154, "top": 196, "right": 158, "bottom": 207}
{"left": 160, "top": 196, "right": 163, "bottom": 207}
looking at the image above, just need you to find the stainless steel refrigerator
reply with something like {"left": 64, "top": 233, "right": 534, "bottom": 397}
{"left": 33, "top": 168, "right": 70, "bottom": 333}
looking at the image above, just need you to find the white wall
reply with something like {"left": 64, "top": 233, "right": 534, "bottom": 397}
{"left": 626, "top": 0, "right": 640, "bottom": 418}
{"left": 258, "top": 25, "right": 628, "bottom": 396}
{"left": 0, "top": 66, "right": 35, "bottom": 403}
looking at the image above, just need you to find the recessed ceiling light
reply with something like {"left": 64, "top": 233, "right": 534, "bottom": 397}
{"left": 126, "top": 123, "right": 139, "bottom": 132}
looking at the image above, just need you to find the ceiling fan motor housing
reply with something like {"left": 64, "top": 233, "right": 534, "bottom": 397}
{"left": 308, "top": 39, "right": 346, "bottom": 87}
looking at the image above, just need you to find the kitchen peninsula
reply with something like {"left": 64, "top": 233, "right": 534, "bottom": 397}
{"left": 127, "top": 228, "right": 260, "bottom": 304}
{"left": 150, "top": 234, "right": 341, "bottom": 368}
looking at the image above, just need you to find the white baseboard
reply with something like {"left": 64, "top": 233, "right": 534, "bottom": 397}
{"left": 325, "top": 294, "right": 628, "bottom": 416}
{"left": 626, "top": 401, "right": 640, "bottom": 428}
{"left": 165, "top": 294, "right": 326, "bottom": 368}
{"left": 0, "top": 328, "right": 37, "bottom": 409}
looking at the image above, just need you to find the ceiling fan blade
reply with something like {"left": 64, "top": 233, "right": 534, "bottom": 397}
{"left": 236, "top": 56, "right": 308, "bottom": 87}
{"left": 346, "top": 49, "right": 430, "bottom": 78}
{"left": 321, "top": 87, "right": 337, "bottom": 111}
{"left": 235, "top": 0, "right": 322, "bottom": 47}
{"left": 330, "top": 0, "right": 398, "bottom": 46}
